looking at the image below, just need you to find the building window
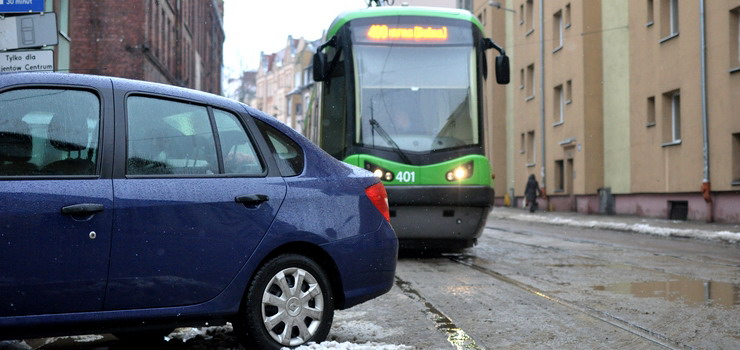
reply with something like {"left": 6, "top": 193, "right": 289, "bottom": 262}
{"left": 662, "top": 90, "right": 681, "bottom": 145}
{"left": 733, "top": 133, "right": 740, "bottom": 184}
{"left": 647, "top": 96, "right": 656, "bottom": 127}
{"left": 554, "top": 160, "right": 565, "bottom": 192}
{"left": 520, "top": 133, "right": 525, "bottom": 153}
{"left": 565, "top": 80, "right": 572, "bottom": 104}
{"left": 553, "top": 10, "right": 564, "bottom": 52}
{"left": 519, "top": 3, "right": 525, "bottom": 24}
{"left": 520, "top": 68, "right": 525, "bottom": 89}
{"left": 564, "top": 3, "right": 571, "bottom": 28}
{"left": 731, "top": 7, "right": 740, "bottom": 70}
{"left": 526, "top": 64, "right": 535, "bottom": 100}
{"left": 553, "top": 84, "right": 564, "bottom": 125}
{"left": 647, "top": 0, "right": 654, "bottom": 26}
{"left": 526, "top": 0, "right": 534, "bottom": 34}
{"left": 526, "top": 130, "right": 536, "bottom": 165}
{"left": 660, "top": 0, "right": 679, "bottom": 41}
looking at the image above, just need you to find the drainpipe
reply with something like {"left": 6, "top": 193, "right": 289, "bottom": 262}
{"left": 699, "top": 0, "right": 712, "bottom": 222}
{"left": 539, "top": 0, "right": 547, "bottom": 207}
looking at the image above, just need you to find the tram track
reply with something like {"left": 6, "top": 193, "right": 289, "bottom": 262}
{"left": 484, "top": 224, "right": 740, "bottom": 269}
{"left": 482, "top": 225, "right": 740, "bottom": 286}
{"left": 446, "top": 254, "right": 693, "bottom": 350}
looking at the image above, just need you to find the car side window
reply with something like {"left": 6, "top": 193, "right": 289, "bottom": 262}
{"left": 254, "top": 119, "right": 304, "bottom": 177}
{"left": 126, "top": 96, "right": 218, "bottom": 176}
{"left": 0, "top": 89, "right": 100, "bottom": 176}
{"left": 213, "top": 109, "right": 264, "bottom": 175}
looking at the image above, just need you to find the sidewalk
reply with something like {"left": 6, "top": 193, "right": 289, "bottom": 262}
{"left": 489, "top": 206, "right": 740, "bottom": 245}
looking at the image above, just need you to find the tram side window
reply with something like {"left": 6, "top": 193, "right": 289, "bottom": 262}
{"left": 319, "top": 49, "right": 346, "bottom": 160}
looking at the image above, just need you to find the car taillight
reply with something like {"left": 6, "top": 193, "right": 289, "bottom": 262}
{"left": 365, "top": 182, "right": 390, "bottom": 222}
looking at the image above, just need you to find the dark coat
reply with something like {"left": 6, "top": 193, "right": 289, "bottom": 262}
{"left": 524, "top": 175, "right": 540, "bottom": 202}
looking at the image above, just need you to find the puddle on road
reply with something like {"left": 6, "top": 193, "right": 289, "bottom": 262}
{"left": 593, "top": 279, "right": 740, "bottom": 308}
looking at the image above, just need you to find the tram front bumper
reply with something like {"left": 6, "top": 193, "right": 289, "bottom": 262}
{"left": 385, "top": 186, "right": 494, "bottom": 247}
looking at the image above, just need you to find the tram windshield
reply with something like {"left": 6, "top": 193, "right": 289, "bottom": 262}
{"left": 353, "top": 43, "right": 478, "bottom": 153}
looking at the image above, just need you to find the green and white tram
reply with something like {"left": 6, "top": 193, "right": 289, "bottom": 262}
{"left": 312, "top": 4, "right": 509, "bottom": 250}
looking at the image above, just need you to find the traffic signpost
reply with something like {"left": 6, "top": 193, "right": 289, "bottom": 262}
{"left": 0, "top": 0, "right": 45, "bottom": 14}
{"left": 1, "top": 1, "right": 56, "bottom": 72}
{"left": 1, "top": 49, "right": 53, "bottom": 72}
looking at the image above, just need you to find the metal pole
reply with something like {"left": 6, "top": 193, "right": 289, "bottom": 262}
{"left": 699, "top": 0, "right": 712, "bottom": 221}
{"left": 539, "top": 0, "right": 547, "bottom": 201}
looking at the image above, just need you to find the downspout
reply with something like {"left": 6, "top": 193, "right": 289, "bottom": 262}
{"left": 539, "top": 0, "right": 547, "bottom": 207}
{"left": 699, "top": 0, "right": 712, "bottom": 222}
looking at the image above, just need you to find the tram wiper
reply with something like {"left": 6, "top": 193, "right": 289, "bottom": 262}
{"left": 369, "top": 119, "right": 412, "bottom": 164}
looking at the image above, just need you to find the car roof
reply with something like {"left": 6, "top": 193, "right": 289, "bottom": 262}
{"left": 1, "top": 71, "right": 286, "bottom": 128}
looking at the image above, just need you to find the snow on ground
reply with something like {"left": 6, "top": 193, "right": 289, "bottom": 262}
{"left": 494, "top": 212, "right": 740, "bottom": 244}
{"left": 165, "top": 322, "right": 411, "bottom": 350}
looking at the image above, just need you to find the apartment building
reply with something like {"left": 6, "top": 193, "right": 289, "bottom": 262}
{"left": 254, "top": 36, "right": 317, "bottom": 132}
{"left": 66, "top": 0, "right": 225, "bottom": 95}
{"left": 473, "top": 0, "right": 740, "bottom": 223}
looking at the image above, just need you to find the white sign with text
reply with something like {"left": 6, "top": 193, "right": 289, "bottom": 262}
{"left": 1, "top": 50, "right": 54, "bottom": 73}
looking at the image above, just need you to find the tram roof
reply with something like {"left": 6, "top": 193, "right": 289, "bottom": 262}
{"left": 326, "top": 6, "right": 484, "bottom": 39}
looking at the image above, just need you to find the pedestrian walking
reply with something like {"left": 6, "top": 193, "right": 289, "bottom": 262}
{"left": 524, "top": 174, "right": 541, "bottom": 213}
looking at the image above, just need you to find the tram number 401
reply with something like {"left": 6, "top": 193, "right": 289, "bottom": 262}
{"left": 396, "top": 171, "right": 416, "bottom": 183}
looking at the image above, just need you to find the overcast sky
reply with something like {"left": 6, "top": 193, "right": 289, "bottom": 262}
{"left": 222, "top": 0, "right": 367, "bottom": 75}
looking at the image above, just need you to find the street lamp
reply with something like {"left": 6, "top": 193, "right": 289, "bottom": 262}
{"left": 488, "top": 0, "right": 516, "bottom": 13}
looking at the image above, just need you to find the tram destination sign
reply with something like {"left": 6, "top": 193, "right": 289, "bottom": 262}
{"left": 1, "top": 49, "right": 54, "bottom": 73}
{"left": 0, "top": 0, "right": 45, "bottom": 14}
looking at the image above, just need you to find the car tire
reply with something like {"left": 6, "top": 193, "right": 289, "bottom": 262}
{"left": 235, "top": 254, "right": 334, "bottom": 349}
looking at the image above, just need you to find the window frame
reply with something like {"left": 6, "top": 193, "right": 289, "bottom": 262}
{"left": 731, "top": 7, "right": 740, "bottom": 71}
{"left": 661, "top": 90, "right": 681, "bottom": 146}
{"left": 122, "top": 93, "right": 268, "bottom": 178}
{"left": 253, "top": 118, "right": 305, "bottom": 177}
{"left": 660, "top": 0, "right": 680, "bottom": 42}
{"left": 553, "top": 84, "right": 564, "bottom": 126}
{"left": 0, "top": 86, "right": 105, "bottom": 179}
{"left": 526, "top": 63, "right": 535, "bottom": 100}
{"left": 553, "top": 9, "right": 564, "bottom": 53}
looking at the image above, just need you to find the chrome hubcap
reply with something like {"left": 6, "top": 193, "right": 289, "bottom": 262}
{"left": 261, "top": 267, "right": 324, "bottom": 346}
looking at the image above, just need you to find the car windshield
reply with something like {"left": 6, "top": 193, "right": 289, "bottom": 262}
{"left": 353, "top": 44, "right": 478, "bottom": 153}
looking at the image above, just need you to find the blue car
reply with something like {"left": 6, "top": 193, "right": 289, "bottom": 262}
{"left": 0, "top": 72, "right": 397, "bottom": 349}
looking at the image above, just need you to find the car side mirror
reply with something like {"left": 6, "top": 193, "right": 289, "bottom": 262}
{"left": 495, "top": 55, "right": 510, "bottom": 85}
{"left": 313, "top": 52, "right": 329, "bottom": 82}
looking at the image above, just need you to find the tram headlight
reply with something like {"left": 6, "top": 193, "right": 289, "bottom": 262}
{"left": 446, "top": 161, "right": 474, "bottom": 182}
{"left": 365, "top": 162, "right": 395, "bottom": 182}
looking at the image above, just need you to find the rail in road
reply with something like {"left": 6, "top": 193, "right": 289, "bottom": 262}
{"left": 392, "top": 223, "right": 726, "bottom": 350}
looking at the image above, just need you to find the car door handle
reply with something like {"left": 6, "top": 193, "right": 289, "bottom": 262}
{"left": 61, "top": 203, "right": 105, "bottom": 215}
{"left": 235, "top": 194, "right": 270, "bottom": 205}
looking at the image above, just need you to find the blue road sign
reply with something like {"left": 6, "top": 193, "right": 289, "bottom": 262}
{"left": 0, "top": 0, "right": 45, "bottom": 14}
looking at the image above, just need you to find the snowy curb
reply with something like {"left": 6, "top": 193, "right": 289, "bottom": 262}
{"left": 492, "top": 212, "right": 740, "bottom": 244}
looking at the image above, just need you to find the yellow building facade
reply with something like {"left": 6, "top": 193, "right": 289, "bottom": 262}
{"left": 473, "top": 0, "right": 740, "bottom": 222}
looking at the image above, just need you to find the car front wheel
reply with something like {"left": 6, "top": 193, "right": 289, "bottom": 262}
{"left": 236, "top": 254, "right": 334, "bottom": 349}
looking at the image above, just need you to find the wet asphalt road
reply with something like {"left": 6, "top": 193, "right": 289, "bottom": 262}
{"left": 11, "top": 216, "right": 740, "bottom": 349}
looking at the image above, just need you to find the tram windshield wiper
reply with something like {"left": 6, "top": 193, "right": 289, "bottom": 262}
{"left": 369, "top": 119, "right": 412, "bottom": 164}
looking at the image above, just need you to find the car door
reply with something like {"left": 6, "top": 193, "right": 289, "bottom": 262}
{"left": 105, "top": 91, "right": 286, "bottom": 309}
{"left": 0, "top": 84, "right": 113, "bottom": 316}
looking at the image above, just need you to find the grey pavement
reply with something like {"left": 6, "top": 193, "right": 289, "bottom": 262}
{"left": 489, "top": 206, "right": 740, "bottom": 245}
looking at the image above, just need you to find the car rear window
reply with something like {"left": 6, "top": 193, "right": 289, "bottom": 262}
{"left": 254, "top": 119, "right": 304, "bottom": 177}
{"left": 0, "top": 88, "right": 100, "bottom": 176}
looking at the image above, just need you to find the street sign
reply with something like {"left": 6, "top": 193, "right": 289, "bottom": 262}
{"left": 0, "top": 49, "right": 53, "bottom": 72}
{"left": 0, "top": 0, "right": 45, "bottom": 14}
{"left": 0, "top": 13, "right": 57, "bottom": 50}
